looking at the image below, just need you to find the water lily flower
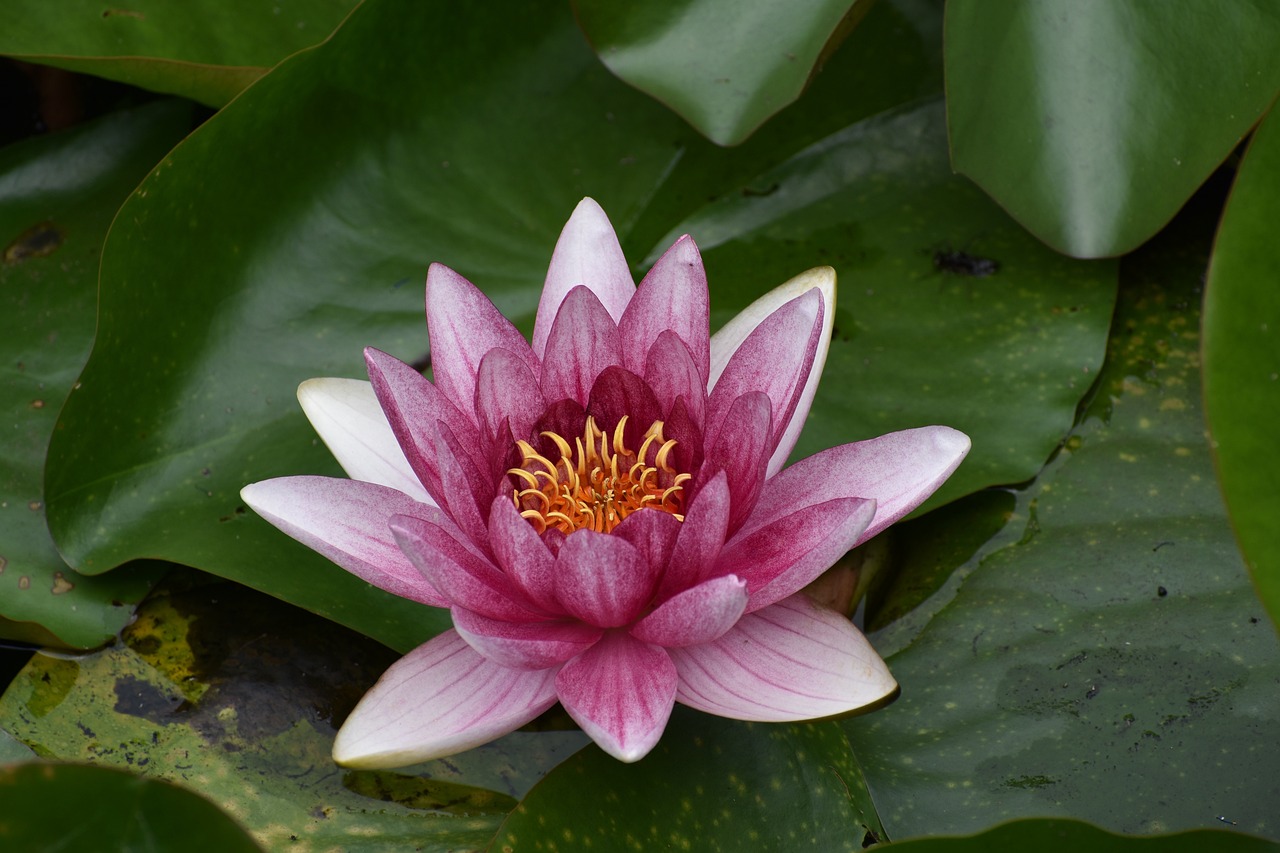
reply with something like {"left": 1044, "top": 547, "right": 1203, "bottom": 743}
{"left": 241, "top": 199, "right": 969, "bottom": 765}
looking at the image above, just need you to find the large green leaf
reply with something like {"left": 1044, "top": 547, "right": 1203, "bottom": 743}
{"left": 845, "top": 206, "right": 1280, "bottom": 838}
{"left": 0, "top": 0, "right": 357, "bottom": 106}
{"left": 494, "top": 708, "right": 885, "bottom": 851}
{"left": 946, "top": 0, "right": 1280, "bottom": 257}
{"left": 43, "top": 0, "right": 1112, "bottom": 654}
{"left": 889, "top": 819, "right": 1277, "bottom": 852}
{"left": 1203, "top": 106, "right": 1280, "bottom": 629}
{"left": 0, "top": 572, "right": 584, "bottom": 852}
{"left": 0, "top": 762, "right": 263, "bottom": 852}
{"left": 0, "top": 101, "right": 188, "bottom": 648}
{"left": 573, "top": 0, "right": 869, "bottom": 146}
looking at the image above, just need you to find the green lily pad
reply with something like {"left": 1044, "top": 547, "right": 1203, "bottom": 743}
{"left": 845, "top": 204, "right": 1280, "bottom": 838}
{"left": 494, "top": 707, "right": 885, "bottom": 851}
{"left": 0, "top": 571, "right": 585, "bottom": 852}
{"left": 0, "top": 101, "right": 188, "bottom": 648}
{"left": 0, "top": 0, "right": 357, "bottom": 106}
{"left": 574, "top": 0, "right": 868, "bottom": 146}
{"left": 1203, "top": 106, "right": 1280, "bottom": 630}
{"left": 0, "top": 762, "right": 263, "bottom": 852}
{"left": 889, "top": 819, "right": 1277, "bottom": 852}
{"left": 946, "top": 0, "right": 1280, "bottom": 257}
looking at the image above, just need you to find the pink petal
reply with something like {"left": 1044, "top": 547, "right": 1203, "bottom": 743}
{"left": 706, "top": 288, "right": 823, "bottom": 464}
{"left": 553, "top": 530, "right": 658, "bottom": 628}
{"left": 390, "top": 513, "right": 543, "bottom": 622}
{"left": 631, "top": 575, "right": 748, "bottom": 647}
{"left": 610, "top": 508, "right": 681, "bottom": 578}
{"left": 719, "top": 498, "right": 876, "bottom": 613}
{"left": 701, "top": 391, "right": 773, "bottom": 534}
{"left": 296, "top": 378, "right": 431, "bottom": 504}
{"left": 364, "top": 348, "right": 479, "bottom": 505}
{"left": 540, "top": 285, "right": 622, "bottom": 405}
{"left": 487, "top": 494, "right": 560, "bottom": 613}
{"left": 426, "top": 263, "right": 538, "bottom": 414}
{"left": 670, "top": 593, "right": 896, "bottom": 722}
{"left": 709, "top": 268, "right": 835, "bottom": 476}
{"left": 556, "top": 632, "right": 677, "bottom": 763}
{"left": 474, "top": 346, "right": 547, "bottom": 445}
{"left": 618, "top": 235, "right": 709, "bottom": 383}
{"left": 532, "top": 198, "right": 635, "bottom": 360}
{"left": 241, "top": 476, "right": 448, "bottom": 608}
{"left": 453, "top": 607, "right": 602, "bottom": 670}
{"left": 749, "top": 426, "right": 971, "bottom": 548}
{"left": 431, "top": 420, "right": 492, "bottom": 548}
{"left": 332, "top": 629, "right": 559, "bottom": 768}
{"left": 657, "top": 470, "right": 730, "bottom": 599}
{"left": 643, "top": 330, "right": 706, "bottom": 429}
{"left": 585, "top": 366, "right": 663, "bottom": 440}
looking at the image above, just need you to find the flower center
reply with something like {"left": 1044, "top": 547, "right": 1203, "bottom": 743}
{"left": 509, "top": 415, "right": 690, "bottom": 535}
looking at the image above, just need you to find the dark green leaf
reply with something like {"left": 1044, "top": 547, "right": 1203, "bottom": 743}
{"left": 0, "top": 0, "right": 357, "bottom": 106}
{"left": 0, "top": 762, "right": 262, "bottom": 853}
{"left": 1203, "top": 106, "right": 1280, "bottom": 630}
{"left": 494, "top": 707, "right": 884, "bottom": 851}
{"left": 946, "top": 0, "right": 1280, "bottom": 257}
{"left": 574, "top": 0, "right": 868, "bottom": 146}
{"left": 889, "top": 819, "right": 1277, "bottom": 852}
{"left": 0, "top": 101, "right": 187, "bottom": 648}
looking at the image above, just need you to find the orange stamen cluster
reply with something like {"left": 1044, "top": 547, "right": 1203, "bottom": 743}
{"left": 509, "top": 415, "right": 690, "bottom": 535}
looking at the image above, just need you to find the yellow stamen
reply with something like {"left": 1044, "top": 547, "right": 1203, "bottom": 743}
{"left": 508, "top": 416, "right": 688, "bottom": 535}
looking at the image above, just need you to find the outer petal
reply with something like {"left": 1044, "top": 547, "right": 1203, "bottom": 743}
{"left": 533, "top": 198, "right": 635, "bottom": 359}
{"left": 670, "top": 593, "right": 896, "bottom": 722}
{"left": 556, "top": 632, "right": 677, "bottom": 763}
{"left": 452, "top": 607, "right": 603, "bottom": 670}
{"left": 540, "top": 285, "right": 622, "bottom": 405}
{"left": 426, "top": 263, "right": 538, "bottom": 414}
{"left": 332, "top": 630, "right": 559, "bottom": 768}
{"left": 748, "top": 426, "right": 971, "bottom": 548}
{"left": 618, "top": 234, "right": 710, "bottom": 383}
{"left": 390, "top": 514, "right": 543, "bottom": 622}
{"left": 709, "top": 267, "right": 836, "bottom": 476}
{"left": 553, "top": 530, "right": 657, "bottom": 628}
{"left": 706, "top": 287, "right": 822, "bottom": 465}
{"left": 631, "top": 575, "right": 748, "bottom": 648}
{"left": 241, "top": 476, "right": 448, "bottom": 608}
{"left": 297, "top": 378, "right": 431, "bottom": 504}
{"left": 720, "top": 498, "right": 876, "bottom": 613}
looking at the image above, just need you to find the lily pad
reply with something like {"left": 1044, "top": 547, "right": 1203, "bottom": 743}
{"left": 0, "top": 100, "right": 188, "bottom": 648}
{"left": 889, "top": 819, "right": 1277, "bottom": 852}
{"left": 0, "top": 762, "right": 263, "bottom": 852}
{"left": 0, "top": 0, "right": 357, "bottom": 106}
{"left": 845, "top": 203, "right": 1280, "bottom": 838}
{"left": 946, "top": 0, "right": 1280, "bottom": 257}
{"left": 574, "top": 0, "right": 868, "bottom": 146}
{"left": 1203, "top": 106, "right": 1280, "bottom": 629}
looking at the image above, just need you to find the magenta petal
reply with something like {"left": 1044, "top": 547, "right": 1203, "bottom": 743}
{"left": 556, "top": 632, "right": 677, "bottom": 763}
{"left": 532, "top": 198, "right": 635, "bottom": 360}
{"left": 701, "top": 391, "right": 772, "bottom": 534}
{"left": 474, "top": 347, "right": 546, "bottom": 445}
{"left": 658, "top": 470, "right": 730, "bottom": 599}
{"left": 670, "top": 594, "right": 896, "bottom": 722}
{"left": 487, "top": 495, "right": 560, "bottom": 613}
{"left": 426, "top": 263, "right": 539, "bottom": 413}
{"left": 750, "top": 426, "right": 971, "bottom": 548}
{"left": 332, "top": 630, "right": 560, "bottom": 768}
{"left": 364, "top": 347, "right": 479, "bottom": 504}
{"left": 706, "top": 288, "right": 822, "bottom": 460}
{"left": 643, "top": 330, "right": 706, "bottom": 429}
{"left": 553, "top": 530, "right": 657, "bottom": 628}
{"left": 618, "top": 235, "right": 710, "bottom": 383}
{"left": 586, "top": 366, "right": 663, "bottom": 438}
{"left": 611, "top": 508, "right": 681, "bottom": 578}
{"left": 540, "top": 285, "right": 623, "bottom": 405}
{"left": 631, "top": 575, "right": 747, "bottom": 647}
{"left": 453, "top": 607, "right": 603, "bottom": 670}
{"left": 431, "top": 420, "right": 492, "bottom": 548}
{"left": 390, "top": 514, "right": 543, "bottom": 622}
{"left": 720, "top": 498, "right": 876, "bottom": 613}
{"left": 241, "top": 476, "right": 448, "bottom": 608}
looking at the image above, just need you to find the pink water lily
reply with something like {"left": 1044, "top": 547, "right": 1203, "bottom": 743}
{"left": 241, "top": 198, "right": 969, "bottom": 765}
